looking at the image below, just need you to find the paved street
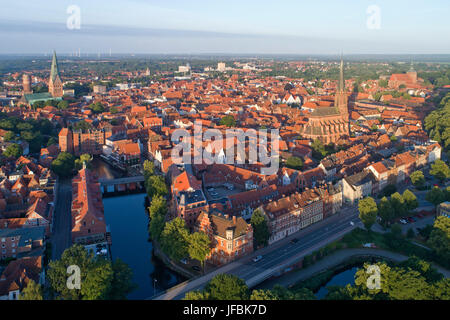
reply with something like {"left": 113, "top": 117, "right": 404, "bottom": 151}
{"left": 51, "top": 179, "right": 73, "bottom": 261}
{"left": 154, "top": 206, "right": 362, "bottom": 300}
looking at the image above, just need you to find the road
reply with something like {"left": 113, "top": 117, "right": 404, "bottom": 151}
{"left": 154, "top": 206, "right": 362, "bottom": 300}
{"left": 51, "top": 179, "right": 73, "bottom": 261}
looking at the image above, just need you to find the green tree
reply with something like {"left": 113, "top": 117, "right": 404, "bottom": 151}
{"left": 149, "top": 214, "right": 165, "bottom": 241}
{"left": 402, "top": 189, "right": 419, "bottom": 212}
{"left": 81, "top": 259, "right": 114, "bottom": 300}
{"left": 219, "top": 115, "right": 236, "bottom": 127}
{"left": 410, "top": 170, "right": 425, "bottom": 188}
{"left": 390, "top": 192, "right": 406, "bottom": 218}
{"left": 390, "top": 223, "right": 403, "bottom": 238}
{"left": 75, "top": 154, "right": 93, "bottom": 170}
{"left": 90, "top": 102, "right": 105, "bottom": 114}
{"left": 271, "top": 284, "right": 315, "bottom": 300}
{"left": 285, "top": 156, "right": 303, "bottom": 170}
{"left": 188, "top": 232, "right": 211, "bottom": 273}
{"left": 378, "top": 196, "right": 395, "bottom": 227}
{"left": 51, "top": 152, "right": 75, "bottom": 178}
{"left": 148, "top": 195, "right": 168, "bottom": 220}
{"left": 358, "top": 197, "right": 378, "bottom": 231}
{"left": 250, "top": 289, "right": 279, "bottom": 300}
{"left": 311, "top": 139, "right": 327, "bottom": 159}
{"left": 73, "top": 121, "right": 92, "bottom": 132}
{"left": 143, "top": 159, "right": 155, "bottom": 179}
{"left": 160, "top": 218, "right": 190, "bottom": 261}
{"left": 3, "top": 131, "right": 16, "bottom": 142}
{"left": 204, "top": 274, "right": 249, "bottom": 300}
{"left": 426, "top": 187, "right": 445, "bottom": 207}
{"left": 109, "top": 259, "right": 136, "bottom": 300}
{"left": 183, "top": 290, "right": 210, "bottom": 300}
{"left": 146, "top": 175, "right": 168, "bottom": 198}
{"left": 445, "top": 186, "right": 450, "bottom": 201}
{"left": 430, "top": 160, "right": 450, "bottom": 182}
{"left": 406, "top": 228, "right": 416, "bottom": 239}
{"left": 57, "top": 100, "right": 69, "bottom": 110}
{"left": 427, "top": 216, "right": 450, "bottom": 266}
{"left": 47, "top": 245, "right": 135, "bottom": 300}
{"left": 3, "top": 143, "right": 23, "bottom": 158}
{"left": 19, "top": 280, "right": 43, "bottom": 300}
{"left": 250, "top": 209, "right": 270, "bottom": 247}
{"left": 379, "top": 79, "right": 388, "bottom": 88}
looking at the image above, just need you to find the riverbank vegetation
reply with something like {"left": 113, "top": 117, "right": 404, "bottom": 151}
{"left": 144, "top": 160, "right": 211, "bottom": 273}
{"left": 45, "top": 245, "right": 136, "bottom": 300}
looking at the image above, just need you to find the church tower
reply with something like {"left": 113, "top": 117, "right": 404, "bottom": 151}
{"left": 334, "top": 56, "right": 348, "bottom": 117}
{"left": 22, "top": 74, "right": 32, "bottom": 94}
{"left": 49, "top": 51, "right": 63, "bottom": 97}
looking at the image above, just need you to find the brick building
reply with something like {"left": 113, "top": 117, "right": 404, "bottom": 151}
{"left": 195, "top": 211, "right": 253, "bottom": 266}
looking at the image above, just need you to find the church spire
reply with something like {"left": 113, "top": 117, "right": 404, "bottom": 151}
{"left": 48, "top": 50, "right": 63, "bottom": 97}
{"left": 338, "top": 54, "right": 344, "bottom": 92}
{"left": 50, "top": 50, "right": 60, "bottom": 82}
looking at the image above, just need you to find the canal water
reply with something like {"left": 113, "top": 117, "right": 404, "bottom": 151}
{"left": 315, "top": 267, "right": 358, "bottom": 299}
{"left": 93, "top": 158, "right": 185, "bottom": 300}
{"left": 103, "top": 193, "right": 186, "bottom": 299}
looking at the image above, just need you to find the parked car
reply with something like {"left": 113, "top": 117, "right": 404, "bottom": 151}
{"left": 350, "top": 221, "right": 355, "bottom": 226}
{"left": 253, "top": 255, "right": 263, "bottom": 263}
{"left": 416, "top": 213, "right": 424, "bottom": 219}
{"left": 410, "top": 217, "right": 418, "bottom": 222}
{"left": 407, "top": 217, "right": 415, "bottom": 223}
{"left": 180, "top": 258, "right": 188, "bottom": 265}
{"left": 399, "top": 219, "right": 408, "bottom": 224}
{"left": 191, "top": 266, "right": 201, "bottom": 271}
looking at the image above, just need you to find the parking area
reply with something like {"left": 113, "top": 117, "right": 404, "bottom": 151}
{"left": 398, "top": 212, "right": 436, "bottom": 232}
{"left": 204, "top": 185, "right": 243, "bottom": 201}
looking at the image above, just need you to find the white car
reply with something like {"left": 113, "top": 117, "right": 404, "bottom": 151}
{"left": 253, "top": 255, "right": 262, "bottom": 263}
{"left": 399, "top": 219, "right": 408, "bottom": 225}
{"left": 350, "top": 221, "right": 355, "bottom": 226}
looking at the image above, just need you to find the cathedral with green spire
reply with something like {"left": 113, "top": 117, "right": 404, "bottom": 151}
{"left": 21, "top": 50, "right": 63, "bottom": 106}
{"left": 48, "top": 50, "right": 63, "bottom": 98}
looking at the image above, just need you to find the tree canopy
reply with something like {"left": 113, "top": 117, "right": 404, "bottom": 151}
{"left": 358, "top": 197, "right": 378, "bottom": 231}
{"left": 51, "top": 152, "right": 75, "bottom": 177}
{"left": 160, "top": 217, "right": 190, "bottom": 261}
{"left": 47, "top": 245, "right": 135, "bottom": 300}
{"left": 285, "top": 156, "right": 303, "bottom": 170}
{"left": 3, "top": 143, "right": 23, "bottom": 158}
{"left": 219, "top": 115, "right": 236, "bottom": 127}
{"left": 250, "top": 209, "right": 270, "bottom": 247}
{"left": 19, "top": 280, "right": 43, "bottom": 300}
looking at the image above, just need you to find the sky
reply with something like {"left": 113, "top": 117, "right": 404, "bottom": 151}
{"left": 0, "top": 0, "right": 449, "bottom": 54}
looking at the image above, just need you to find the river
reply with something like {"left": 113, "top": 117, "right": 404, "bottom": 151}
{"left": 315, "top": 267, "right": 358, "bottom": 299}
{"left": 93, "top": 158, "right": 186, "bottom": 300}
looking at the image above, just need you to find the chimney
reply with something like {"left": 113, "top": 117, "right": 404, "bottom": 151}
{"left": 232, "top": 216, "right": 236, "bottom": 224}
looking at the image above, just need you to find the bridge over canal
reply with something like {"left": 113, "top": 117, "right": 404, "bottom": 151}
{"left": 99, "top": 176, "right": 145, "bottom": 193}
